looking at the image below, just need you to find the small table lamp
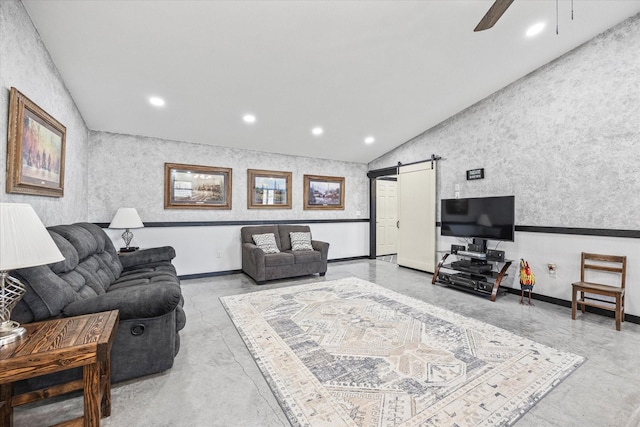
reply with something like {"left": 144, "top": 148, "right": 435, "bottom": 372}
{"left": 0, "top": 203, "right": 65, "bottom": 345}
{"left": 109, "top": 208, "right": 144, "bottom": 252}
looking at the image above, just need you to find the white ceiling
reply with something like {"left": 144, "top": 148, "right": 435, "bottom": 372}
{"left": 22, "top": 1, "right": 640, "bottom": 164}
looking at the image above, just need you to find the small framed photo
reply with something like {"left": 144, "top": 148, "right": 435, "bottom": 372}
{"left": 164, "top": 163, "right": 232, "bottom": 209}
{"left": 304, "top": 174, "right": 345, "bottom": 210}
{"left": 6, "top": 87, "right": 66, "bottom": 197}
{"left": 247, "top": 169, "right": 292, "bottom": 209}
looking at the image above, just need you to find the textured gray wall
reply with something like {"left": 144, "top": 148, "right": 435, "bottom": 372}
{"left": 88, "top": 131, "right": 369, "bottom": 223}
{"left": 0, "top": 0, "right": 89, "bottom": 225}
{"left": 369, "top": 14, "right": 640, "bottom": 230}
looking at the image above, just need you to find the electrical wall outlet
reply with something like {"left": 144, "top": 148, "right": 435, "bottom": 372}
{"left": 547, "top": 263, "right": 557, "bottom": 276}
{"left": 217, "top": 250, "right": 222, "bottom": 258}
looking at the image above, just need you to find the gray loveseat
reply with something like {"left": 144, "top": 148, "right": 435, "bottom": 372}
{"left": 241, "top": 224, "right": 329, "bottom": 284}
{"left": 11, "top": 222, "right": 186, "bottom": 390}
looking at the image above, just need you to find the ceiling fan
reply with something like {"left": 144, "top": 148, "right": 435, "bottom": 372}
{"left": 474, "top": 0, "right": 515, "bottom": 31}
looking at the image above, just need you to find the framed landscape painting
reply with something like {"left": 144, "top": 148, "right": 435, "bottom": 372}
{"left": 6, "top": 87, "right": 66, "bottom": 197}
{"left": 164, "top": 163, "right": 232, "bottom": 209}
{"left": 304, "top": 174, "right": 345, "bottom": 210}
{"left": 248, "top": 169, "right": 292, "bottom": 209}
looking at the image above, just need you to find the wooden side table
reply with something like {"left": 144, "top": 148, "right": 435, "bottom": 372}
{"left": 0, "top": 310, "right": 119, "bottom": 427}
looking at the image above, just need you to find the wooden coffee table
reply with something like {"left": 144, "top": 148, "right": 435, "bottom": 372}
{"left": 0, "top": 310, "right": 119, "bottom": 427}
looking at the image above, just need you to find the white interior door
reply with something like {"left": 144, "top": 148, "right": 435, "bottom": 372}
{"left": 397, "top": 162, "right": 436, "bottom": 272}
{"left": 376, "top": 179, "right": 398, "bottom": 256}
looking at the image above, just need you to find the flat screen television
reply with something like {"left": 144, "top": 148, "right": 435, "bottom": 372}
{"left": 440, "top": 195, "right": 515, "bottom": 243}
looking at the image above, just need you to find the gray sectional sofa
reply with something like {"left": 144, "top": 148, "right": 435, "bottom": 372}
{"left": 11, "top": 222, "right": 186, "bottom": 390}
{"left": 241, "top": 224, "right": 329, "bottom": 284}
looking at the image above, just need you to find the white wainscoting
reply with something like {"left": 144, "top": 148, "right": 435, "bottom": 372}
{"left": 437, "top": 229, "right": 640, "bottom": 317}
{"left": 106, "top": 224, "right": 638, "bottom": 317}
{"left": 105, "top": 221, "right": 370, "bottom": 277}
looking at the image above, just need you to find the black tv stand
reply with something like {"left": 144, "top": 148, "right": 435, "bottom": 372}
{"left": 432, "top": 251, "right": 512, "bottom": 301}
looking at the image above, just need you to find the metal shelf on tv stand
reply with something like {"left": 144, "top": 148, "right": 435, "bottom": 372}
{"left": 431, "top": 252, "right": 513, "bottom": 302}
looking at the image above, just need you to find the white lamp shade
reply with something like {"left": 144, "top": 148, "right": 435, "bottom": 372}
{"left": 109, "top": 208, "right": 144, "bottom": 229}
{"left": 0, "top": 203, "right": 65, "bottom": 271}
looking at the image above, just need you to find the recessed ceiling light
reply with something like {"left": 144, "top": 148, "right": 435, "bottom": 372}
{"left": 364, "top": 136, "right": 375, "bottom": 144}
{"left": 311, "top": 127, "right": 323, "bottom": 136}
{"left": 526, "top": 22, "right": 545, "bottom": 37}
{"left": 149, "top": 96, "right": 165, "bottom": 107}
{"left": 243, "top": 114, "right": 256, "bottom": 124}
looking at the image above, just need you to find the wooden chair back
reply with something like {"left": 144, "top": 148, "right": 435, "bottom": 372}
{"left": 580, "top": 252, "right": 626, "bottom": 289}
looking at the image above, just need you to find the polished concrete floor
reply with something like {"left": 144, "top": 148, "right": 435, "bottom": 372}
{"left": 13, "top": 259, "right": 640, "bottom": 427}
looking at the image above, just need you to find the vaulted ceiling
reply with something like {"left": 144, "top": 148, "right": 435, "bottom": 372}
{"left": 23, "top": 1, "right": 640, "bottom": 163}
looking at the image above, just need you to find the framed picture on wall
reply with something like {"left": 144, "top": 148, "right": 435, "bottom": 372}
{"left": 247, "top": 169, "right": 292, "bottom": 209}
{"left": 6, "top": 87, "right": 66, "bottom": 197}
{"left": 303, "top": 174, "right": 345, "bottom": 210}
{"left": 164, "top": 163, "right": 232, "bottom": 209}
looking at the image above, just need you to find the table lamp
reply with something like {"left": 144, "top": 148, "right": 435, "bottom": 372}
{"left": 0, "top": 203, "right": 65, "bottom": 345}
{"left": 108, "top": 208, "right": 144, "bottom": 252}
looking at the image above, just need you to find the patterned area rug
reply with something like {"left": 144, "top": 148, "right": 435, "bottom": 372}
{"left": 221, "top": 278, "right": 584, "bottom": 426}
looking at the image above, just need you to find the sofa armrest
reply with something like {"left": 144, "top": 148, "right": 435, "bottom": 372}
{"left": 119, "top": 246, "right": 176, "bottom": 270}
{"left": 62, "top": 282, "right": 181, "bottom": 320}
{"left": 312, "top": 240, "right": 330, "bottom": 261}
{"left": 242, "top": 242, "right": 266, "bottom": 282}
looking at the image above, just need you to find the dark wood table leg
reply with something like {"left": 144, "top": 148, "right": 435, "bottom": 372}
{"left": 571, "top": 286, "right": 577, "bottom": 320}
{"left": 0, "top": 383, "right": 13, "bottom": 427}
{"left": 100, "top": 355, "right": 111, "bottom": 418}
{"left": 83, "top": 363, "right": 101, "bottom": 427}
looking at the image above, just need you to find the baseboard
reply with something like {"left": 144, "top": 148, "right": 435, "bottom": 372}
{"left": 501, "top": 287, "right": 640, "bottom": 325}
{"left": 178, "top": 270, "right": 242, "bottom": 280}
{"left": 328, "top": 256, "right": 369, "bottom": 263}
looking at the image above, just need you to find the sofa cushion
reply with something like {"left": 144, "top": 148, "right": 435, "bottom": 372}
{"left": 264, "top": 252, "right": 295, "bottom": 267}
{"left": 75, "top": 255, "right": 116, "bottom": 295}
{"left": 63, "top": 282, "right": 182, "bottom": 320}
{"left": 13, "top": 265, "right": 80, "bottom": 321}
{"left": 48, "top": 231, "right": 79, "bottom": 274}
{"left": 290, "top": 232, "right": 313, "bottom": 251}
{"left": 252, "top": 233, "right": 280, "bottom": 254}
{"left": 47, "top": 224, "right": 96, "bottom": 259}
{"left": 76, "top": 223, "right": 123, "bottom": 279}
{"left": 118, "top": 246, "right": 176, "bottom": 270}
{"left": 291, "top": 250, "right": 322, "bottom": 264}
{"left": 111, "top": 265, "right": 179, "bottom": 290}
{"left": 47, "top": 223, "right": 123, "bottom": 295}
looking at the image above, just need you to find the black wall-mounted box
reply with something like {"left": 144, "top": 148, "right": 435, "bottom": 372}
{"left": 466, "top": 168, "right": 485, "bottom": 180}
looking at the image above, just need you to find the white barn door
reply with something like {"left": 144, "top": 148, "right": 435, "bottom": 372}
{"left": 397, "top": 162, "right": 436, "bottom": 273}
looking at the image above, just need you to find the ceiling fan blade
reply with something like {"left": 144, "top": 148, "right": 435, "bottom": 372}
{"left": 474, "top": 0, "right": 515, "bottom": 32}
